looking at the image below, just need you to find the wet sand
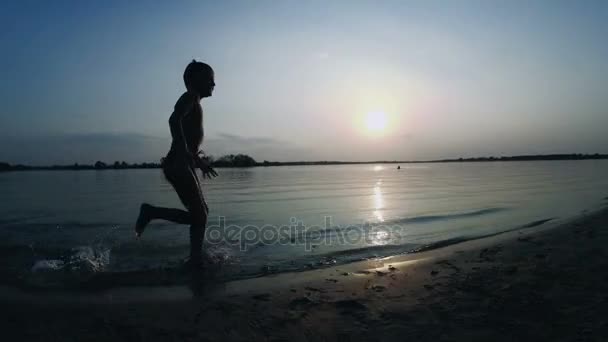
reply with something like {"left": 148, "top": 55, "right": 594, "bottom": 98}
{"left": 2, "top": 206, "right": 608, "bottom": 341}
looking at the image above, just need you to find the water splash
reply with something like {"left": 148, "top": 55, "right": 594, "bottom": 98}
{"left": 30, "top": 245, "right": 110, "bottom": 274}
{"left": 66, "top": 246, "right": 111, "bottom": 273}
{"left": 31, "top": 259, "right": 64, "bottom": 272}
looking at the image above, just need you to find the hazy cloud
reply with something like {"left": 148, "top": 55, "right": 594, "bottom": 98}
{"left": 0, "top": 133, "right": 169, "bottom": 165}
{"left": 0, "top": 132, "right": 315, "bottom": 165}
{"left": 216, "top": 133, "right": 279, "bottom": 145}
{"left": 314, "top": 52, "right": 329, "bottom": 60}
{"left": 205, "top": 133, "right": 310, "bottom": 162}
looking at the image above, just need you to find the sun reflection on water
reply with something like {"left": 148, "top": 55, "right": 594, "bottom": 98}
{"left": 373, "top": 184, "right": 384, "bottom": 222}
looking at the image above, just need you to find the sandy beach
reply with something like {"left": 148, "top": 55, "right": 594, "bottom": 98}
{"left": 2, "top": 205, "right": 608, "bottom": 341}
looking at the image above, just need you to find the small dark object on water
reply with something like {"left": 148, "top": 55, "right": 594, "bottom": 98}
{"left": 397, "top": 166, "right": 401, "bottom": 170}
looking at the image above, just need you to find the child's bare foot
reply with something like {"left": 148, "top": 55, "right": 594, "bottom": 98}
{"left": 135, "top": 203, "right": 153, "bottom": 238}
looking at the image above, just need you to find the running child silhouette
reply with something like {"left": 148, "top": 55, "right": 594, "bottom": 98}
{"left": 135, "top": 60, "right": 218, "bottom": 268}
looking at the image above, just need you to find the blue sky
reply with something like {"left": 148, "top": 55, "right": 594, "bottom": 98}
{"left": 1, "top": 0, "right": 607, "bottom": 164}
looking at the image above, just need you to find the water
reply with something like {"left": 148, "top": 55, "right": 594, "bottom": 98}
{"left": 1, "top": 160, "right": 607, "bottom": 288}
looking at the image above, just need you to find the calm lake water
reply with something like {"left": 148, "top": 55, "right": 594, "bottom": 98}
{"left": 1, "top": 160, "right": 607, "bottom": 287}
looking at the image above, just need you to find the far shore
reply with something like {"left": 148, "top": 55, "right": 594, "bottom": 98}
{"left": 2, "top": 204, "right": 608, "bottom": 341}
{"left": 1, "top": 153, "right": 607, "bottom": 172}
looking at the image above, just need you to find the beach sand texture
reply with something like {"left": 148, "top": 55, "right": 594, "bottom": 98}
{"left": 2, "top": 206, "right": 607, "bottom": 341}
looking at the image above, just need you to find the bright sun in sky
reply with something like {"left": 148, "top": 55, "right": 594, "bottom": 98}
{"left": 365, "top": 111, "right": 388, "bottom": 133}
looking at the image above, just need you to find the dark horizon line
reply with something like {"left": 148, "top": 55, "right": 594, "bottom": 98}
{"left": 1, "top": 153, "right": 607, "bottom": 172}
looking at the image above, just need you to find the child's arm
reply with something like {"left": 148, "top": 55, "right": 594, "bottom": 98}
{"left": 194, "top": 152, "right": 218, "bottom": 179}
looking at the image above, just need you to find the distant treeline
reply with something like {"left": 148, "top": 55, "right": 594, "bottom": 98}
{"left": 258, "top": 153, "right": 608, "bottom": 166}
{"left": 1, "top": 153, "right": 607, "bottom": 172}
{"left": 0, "top": 154, "right": 258, "bottom": 171}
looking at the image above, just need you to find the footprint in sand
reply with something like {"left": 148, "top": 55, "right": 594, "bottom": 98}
{"left": 252, "top": 293, "right": 271, "bottom": 301}
{"left": 288, "top": 297, "right": 315, "bottom": 309}
{"left": 334, "top": 299, "right": 367, "bottom": 312}
{"left": 371, "top": 285, "right": 386, "bottom": 292}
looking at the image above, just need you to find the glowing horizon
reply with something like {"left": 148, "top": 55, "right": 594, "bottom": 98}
{"left": 1, "top": 1, "right": 607, "bottom": 164}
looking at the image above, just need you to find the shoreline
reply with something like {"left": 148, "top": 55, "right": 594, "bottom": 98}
{"left": 2, "top": 154, "right": 607, "bottom": 172}
{"left": 2, "top": 205, "right": 608, "bottom": 340}
{"left": 1, "top": 207, "right": 567, "bottom": 294}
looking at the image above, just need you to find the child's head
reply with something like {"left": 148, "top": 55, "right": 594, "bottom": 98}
{"left": 184, "top": 60, "right": 215, "bottom": 97}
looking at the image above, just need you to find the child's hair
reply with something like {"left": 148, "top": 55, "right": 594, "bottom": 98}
{"left": 183, "top": 59, "right": 213, "bottom": 89}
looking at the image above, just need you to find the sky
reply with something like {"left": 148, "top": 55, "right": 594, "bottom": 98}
{"left": 1, "top": 0, "right": 607, "bottom": 165}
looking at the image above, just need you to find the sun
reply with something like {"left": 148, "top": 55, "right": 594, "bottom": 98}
{"left": 365, "top": 111, "right": 388, "bottom": 133}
